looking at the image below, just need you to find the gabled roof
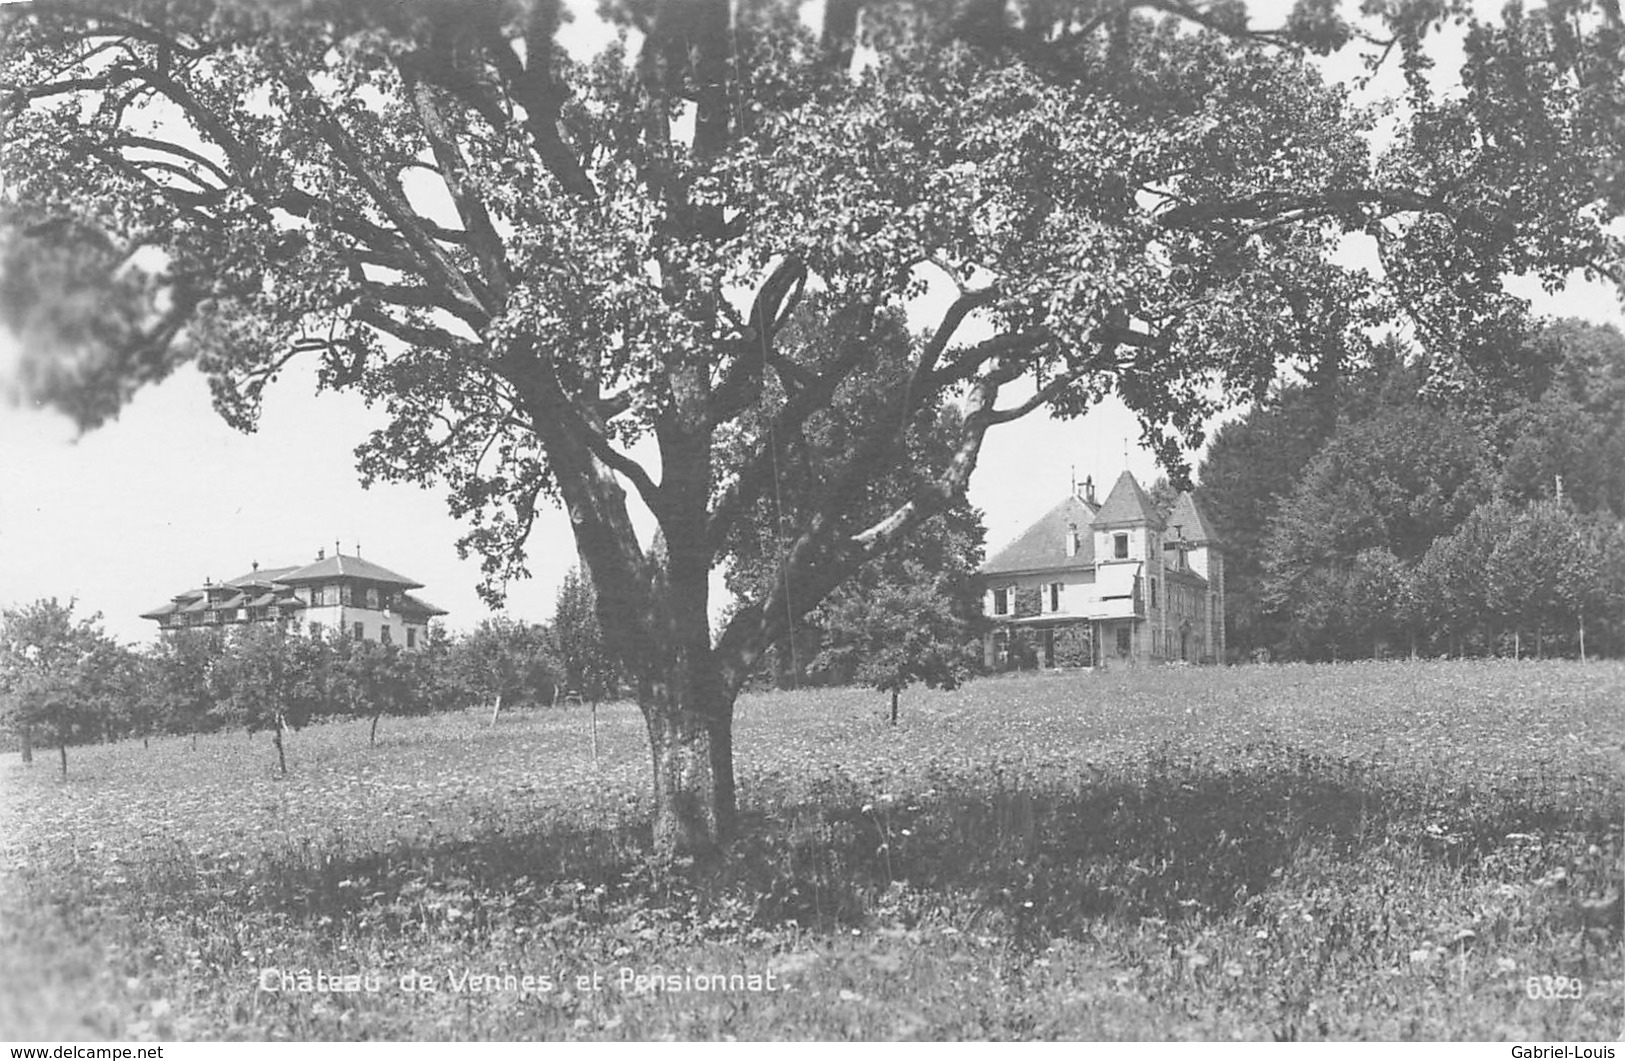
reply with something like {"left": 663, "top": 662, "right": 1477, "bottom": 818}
{"left": 275, "top": 553, "right": 424, "bottom": 589}
{"left": 981, "top": 494, "right": 1099, "bottom": 575}
{"left": 1090, "top": 470, "right": 1164, "bottom": 529}
{"left": 1167, "top": 490, "right": 1221, "bottom": 546}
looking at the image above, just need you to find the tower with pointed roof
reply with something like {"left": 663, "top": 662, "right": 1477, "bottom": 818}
{"left": 977, "top": 470, "right": 1226, "bottom": 668}
{"left": 141, "top": 547, "right": 447, "bottom": 648}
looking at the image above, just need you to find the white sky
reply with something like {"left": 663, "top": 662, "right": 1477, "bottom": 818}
{"left": 1, "top": 0, "right": 1620, "bottom": 647}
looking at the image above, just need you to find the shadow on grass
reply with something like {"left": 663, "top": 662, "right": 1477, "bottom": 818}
{"left": 137, "top": 742, "right": 1617, "bottom": 946}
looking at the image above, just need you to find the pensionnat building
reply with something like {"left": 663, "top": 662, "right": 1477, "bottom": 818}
{"left": 979, "top": 470, "right": 1226, "bottom": 669}
{"left": 141, "top": 547, "right": 446, "bottom": 648}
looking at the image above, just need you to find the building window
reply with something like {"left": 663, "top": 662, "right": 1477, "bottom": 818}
{"left": 309, "top": 621, "right": 323, "bottom": 638}
{"left": 1114, "top": 533, "right": 1129, "bottom": 559}
{"left": 353, "top": 621, "right": 365, "bottom": 641}
{"left": 341, "top": 583, "right": 354, "bottom": 606}
{"left": 1049, "top": 582, "right": 1063, "bottom": 612}
{"left": 1116, "top": 625, "right": 1132, "bottom": 655}
{"left": 407, "top": 627, "right": 417, "bottom": 649}
{"left": 366, "top": 586, "right": 380, "bottom": 609}
{"left": 993, "top": 588, "right": 1009, "bottom": 616}
{"left": 1149, "top": 577, "right": 1158, "bottom": 608}
{"left": 381, "top": 625, "right": 392, "bottom": 644}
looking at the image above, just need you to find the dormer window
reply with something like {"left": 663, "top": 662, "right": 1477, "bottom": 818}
{"left": 1113, "top": 533, "right": 1129, "bottom": 560}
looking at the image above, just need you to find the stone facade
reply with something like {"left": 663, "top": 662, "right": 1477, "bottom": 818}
{"left": 979, "top": 471, "right": 1226, "bottom": 668}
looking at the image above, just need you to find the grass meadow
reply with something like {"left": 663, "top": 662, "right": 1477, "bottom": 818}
{"left": 1, "top": 659, "right": 1621, "bottom": 1041}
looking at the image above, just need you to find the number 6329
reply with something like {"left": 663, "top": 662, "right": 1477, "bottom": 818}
{"left": 1525, "top": 975, "right": 1584, "bottom": 1000}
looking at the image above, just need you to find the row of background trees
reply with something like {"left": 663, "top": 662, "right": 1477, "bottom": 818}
{"left": 1, "top": 529, "right": 994, "bottom": 776}
{"left": 1190, "top": 319, "right": 1625, "bottom": 663}
{"left": 0, "top": 569, "right": 622, "bottom": 777}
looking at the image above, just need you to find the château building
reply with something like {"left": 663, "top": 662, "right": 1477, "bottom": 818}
{"left": 978, "top": 471, "right": 1226, "bottom": 669}
{"left": 141, "top": 547, "right": 446, "bottom": 648}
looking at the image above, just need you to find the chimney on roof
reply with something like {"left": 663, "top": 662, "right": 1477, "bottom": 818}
{"left": 356, "top": 542, "right": 361, "bottom": 557}
{"left": 204, "top": 576, "right": 211, "bottom": 586}
{"left": 252, "top": 560, "right": 259, "bottom": 572}
{"left": 1084, "top": 475, "right": 1096, "bottom": 506}
{"left": 317, "top": 546, "right": 325, "bottom": 560}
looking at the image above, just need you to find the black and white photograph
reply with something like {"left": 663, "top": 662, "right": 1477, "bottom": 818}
{"left": 0, "top": 0, "right": 1621, "bottom": 1043}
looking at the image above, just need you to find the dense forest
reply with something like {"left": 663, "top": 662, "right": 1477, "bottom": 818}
{"left": 1195, "top": 319, "right": 1625, "bottom": 661}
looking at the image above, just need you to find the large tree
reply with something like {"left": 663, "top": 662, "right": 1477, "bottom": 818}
{"left": 3, "top": 0, "right": 1617, "bottom": 851}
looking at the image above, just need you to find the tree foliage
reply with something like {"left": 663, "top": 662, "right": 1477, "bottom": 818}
{"left": 138, "top": 627, "right": 227, "bottom": 739}
{"left": 328, "top": 633, "right": 431, "bottom": 744}
{"left": 1260, "top": 402, "right": 1490, "bottom": 658}
{"left": 808, "top": 509, "right": 985, "bottom": 723}
{"left": 208, "top": 623, "right": 328, "bottom": 774}
{"left": 550, "top": 568, "right": 617, "bottom": 703}
{"left": 0, "top": 598, "right": 126, "bottom": 776}
{"left": 446, "top": 617, "right": 558, "bottom": 716}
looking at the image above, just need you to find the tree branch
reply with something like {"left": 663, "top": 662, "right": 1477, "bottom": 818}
{"left": 281, "top": 69, "right": 489, "bottom": 328}
{"left": 399, "top": 61, "right": 509, "bottom": 306}
{"left": 478, "top": 4, "right": 598, "bottom": 200}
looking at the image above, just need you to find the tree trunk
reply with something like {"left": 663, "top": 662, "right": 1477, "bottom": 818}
{"left": 370, "top": 711, "right": 382, "bottom": 746}
{"left": 21, "top": 725, "right": 32, "bottom": 765}
{"left": 489, "top": 691, "right": 504, "bottom": 726}
{"left": 192, "top": 732, "right": 198, "bottom": 751}
{"left": 890, "top": 687, "right": 899, "bottom": 726}
{"left": 1579, "top": 612, "right": 1587, "bottom": 662}
{"left": 58, "top": 738, "right": 67, "bottom": 779}
{"left": 1514, "top": 628, "right": 1521, "bottom": 660}
{"left": 641, "top": 666, "right": 736, "bottom": 856}
{"left": 590, "top": 700, "right": 599, "bottom": 766}
{"left": 272, "top": 718, "right": 287, "bottom": 776}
